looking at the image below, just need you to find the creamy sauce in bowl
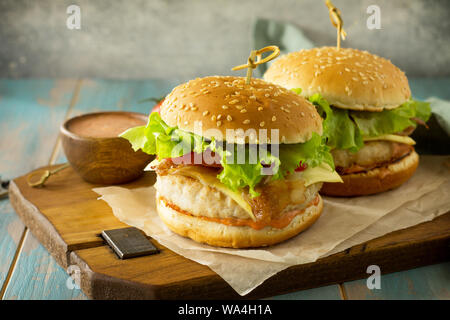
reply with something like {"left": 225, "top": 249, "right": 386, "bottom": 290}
{"left": 67, "top": 112, "right": 147, "bottom": 138}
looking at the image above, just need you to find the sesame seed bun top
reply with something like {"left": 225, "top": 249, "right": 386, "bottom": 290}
{"left": 263, "top": 47, "right": 411, "bottom": 112}
{"left": 160, "top": 76, "right": 322, "bottom": 144}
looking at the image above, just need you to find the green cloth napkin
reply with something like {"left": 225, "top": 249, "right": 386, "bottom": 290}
{"left": 252, "top": 18, "right": 450, "bottom": 154}
{"left": 252, "top": 18, "right": 314, "bottom": 77}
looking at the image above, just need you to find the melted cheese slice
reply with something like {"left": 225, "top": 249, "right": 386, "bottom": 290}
{"left": 293, "top": 163, "right": 343, "bottom": 186}
{"left": 363, "top": 134, "right": 416, "bottom": 145}
{"left": 170, "top": 165, "right": 256, "bottom": 221}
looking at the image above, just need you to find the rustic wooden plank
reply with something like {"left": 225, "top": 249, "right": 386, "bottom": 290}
{"left": 343, "top": 262, "right": 450, "bottom": 300}
{"left": 9, "top": 166, "right": 155, "bottom": 267}
{"left": 69, "top": 209, "right": 449, "bottom": 299}
{"left": 2, "top": 231, "right": 86, "bottom": 300}
{"left": 9, "top": 162, "right": 449, "bottom": 299}
{"left": 0, "top": 79, "right": 77, "bottom": 296}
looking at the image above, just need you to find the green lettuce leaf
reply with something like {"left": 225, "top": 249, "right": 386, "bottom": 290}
{"left": 293, "top": 89, "right": 431, "bottom": 153}
{"left": 279, "top": 132, "right": 334, "bottom": 174}
{"left": 212, "top": 144, "right": 280, "bottom": 197}
{"left": 120, "top": 112, "right": 333, "bottom": 197}
{"left": 308, "top": 93, "right": 364, "bottom": 152}
{"left": 351, "top": 99, "right": 431, "bottom": 137}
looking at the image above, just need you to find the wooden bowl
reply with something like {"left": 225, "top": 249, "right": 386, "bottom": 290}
{"left": 60, "top": 111, "right": 153, "bottom": 185}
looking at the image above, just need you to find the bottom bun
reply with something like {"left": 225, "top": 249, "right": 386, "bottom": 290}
{"left": 156, "top": 195, "right": 323, "bottom": 248}
{"left": 321, "top": 150, "right": 419, "bottom": 197}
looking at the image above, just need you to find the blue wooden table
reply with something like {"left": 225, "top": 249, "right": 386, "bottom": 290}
{"left": 0, "top": 78, "right": 449, "bottom": 300}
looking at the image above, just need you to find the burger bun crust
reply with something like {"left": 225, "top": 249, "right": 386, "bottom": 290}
{"left": 156, "top": 194, "right": 323, "bottom": 248}
{"left": 321, "top": 150, "right": 419, "bottom": 197}
{"left": 264, "top": 47, "right": 411, "bottom": 111}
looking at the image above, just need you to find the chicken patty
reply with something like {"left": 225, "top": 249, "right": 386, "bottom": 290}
{"left": 332, "top": 141, "right": 413, "bottom": 174}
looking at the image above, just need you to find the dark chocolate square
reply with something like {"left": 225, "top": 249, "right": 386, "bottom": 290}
{"left": 101, "top": 227, "right": 159, "bottom": 259}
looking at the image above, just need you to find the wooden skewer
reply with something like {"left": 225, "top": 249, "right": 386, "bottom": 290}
{"left": 27, "top": 163, "right": 70, "bottom": 188}
{"left": 232, "top": 45, "right": 281, "bottom": 84}
{"left": 325, "top": 0, "right": 347, "bottom": 50}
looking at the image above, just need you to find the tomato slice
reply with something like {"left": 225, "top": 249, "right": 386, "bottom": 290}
{"left": 152, "top": 98, "right": 164, "bottom": 114}
{"left": 295, "top": 162, "right": 308, "bottom": 172}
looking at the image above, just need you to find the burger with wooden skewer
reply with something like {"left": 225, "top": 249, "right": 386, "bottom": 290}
{"left": 120, "top": 46, "right": 342, "bottom": 248}
{"left": 263, "top": 1, "right": 431, "bottom": 196}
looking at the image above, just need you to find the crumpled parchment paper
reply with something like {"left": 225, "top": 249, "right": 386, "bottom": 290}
{"left": 93, "top": 156, "right": 450, "bottom": 296}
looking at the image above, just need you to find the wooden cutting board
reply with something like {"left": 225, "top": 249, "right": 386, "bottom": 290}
{"left": 9, "top": 164, "right": 450, "bottom": 299}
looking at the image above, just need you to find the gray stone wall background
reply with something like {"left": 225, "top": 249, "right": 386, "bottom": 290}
{"left": 0, "top": 0, "right": 449, "bottom": 80}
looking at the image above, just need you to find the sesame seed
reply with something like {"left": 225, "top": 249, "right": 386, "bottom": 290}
{"left": 211, "top": 115, "right": 216, "bottom": 121}
{"left": 203, "top": 110, "right": 209, "bottom": 116}
{"left": 222, "top": 105, "right": 229, "bottom": 109}
{"left": 217, "top": 114, "right": 222, "bottom": 120}
{"left": 258, "top": 107, "right": 264, "bottom": 111}
{"left": 240, "top": 109, "right": 247, "bottom": 113}
{"left": 243, "top": 119, "right": 250, "bottom": 124}
{"left": 265, "top": 93, "right": 270, "bottom": 97}
{"left": 260, "top": 121, "right": 265, "bottom": 127}
{"left": 301, "top": 112, "right": 305, "bottom": 116}
{"left": 272, "top": 116, "right": 276, "bottom": 122}
{"left": 227, "top": 115, "right": 233, "bottom": 121}
{"left": 229, "top": 99, "right": 239, "bottom": 105}
{"left": 216, "top": 121, "right": 222, "bottom": 127}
